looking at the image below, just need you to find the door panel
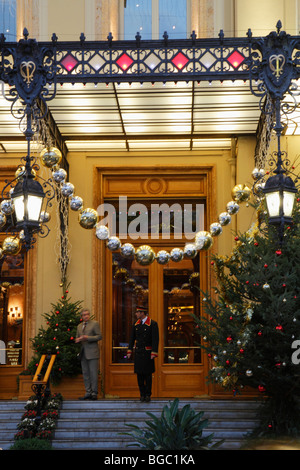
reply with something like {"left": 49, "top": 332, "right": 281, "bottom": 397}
{"left": 105, "top": 249, "right": 208, "bottom": 398}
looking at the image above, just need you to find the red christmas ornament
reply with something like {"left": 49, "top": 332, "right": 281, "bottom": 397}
{"left": 239, "top": 348, "right": 244, "bottom": 354}
{"left": 234, "top": 236, "right": 239, "bottom": 241}
{"left": 258, "top": 331, "right": 262, "bottom": 336}
{"left": 276, "top": 250, "right": 282, "bottom": 256}
{"left": 254, "top": 242, "right": 259, "bottom": 246}
{"left": 276, "top": 325, "right": 283, "bottom": 331}
{"left": 258, "top": 385, "right": 266, "bottom": 393}
{"left": 226, "top": 336, "right": 232, "bottom": 343}
{"left": 70, "top": 336, "right": 74, "bottom": 340}
{"left": 264, "top": 264, "right": 268, "bottom": 268}
{"left": 226, "top": 360, "right": 230, "bottom": 365}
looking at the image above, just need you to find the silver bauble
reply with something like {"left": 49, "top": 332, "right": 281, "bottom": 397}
{"left": 0, "top": 212, "right": 6, "bottom": 229}
{"left": 218, "top": 212, "right": 231, "bottom": 226}
{"left": 170, "top": 247, "right": 184, "bottom": 262}
{"left": 61, "top": 182, "right": 75, "bottom": 197}
{"left": 251, "top": 168, "right": 261, "bottom": 180}
{"left": 40, "top": 211, "right": 51, "bottom": 223}
{"left": 226, "top": 201, "right": 240, "bottom": 215}
{"left": 52, "top": 168, "right": 67, "bottom": 183}
{"left": 210, "top": 222, "right": 223, "bottom": 237}
{"left": 70, "top": 196, "right": 83, "bottom": 211}
{"left": 106, "top": 236, "right": 121, "bottom": 251}
{"left": 40, "top": 146, "right": 62, "bottom": 168}
{"left": 0, "top": 199, "right": 14, "bottom": 216}
{"left": 79, "top": 208, "right": 99, "bottom": 229}
{"left": 156, "top": 250, "right": 170, "bottom": 265}
{"left": 95, "top": 224, "right": 110, "bottom": 240}
{"left": 120, "top": 243, "right": 135, "bottom": 258}
{"left": 135, "top": 245, "right": 156, "bottom": 266}
{"left": 195, "top": 231, "right": 213, "bottom": 250}
{"left": 183, "top": 243, "right": 198, "bottom": 259}
{"left": 246, "top": 369, "right": 253, "bottom": 377}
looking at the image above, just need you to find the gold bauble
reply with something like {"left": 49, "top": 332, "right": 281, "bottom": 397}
{"left": 40, "top": 147, "right": 62, "bottom": 168}
{"left": 2, "top": 237, "right": 21, "bottom": 256}
{"left": 195, "top": 231, "right": 213, "bottom": 251}
{"left": 15, "top": 166, "right": 36, "bottom": 180}
{"left": 78, "top": 208, "right": 99, "bottom": 229}
{"left": 231, "top": 184, "right": 251, "bottom": 203}
{"left": 135, "top": 245, "right": 156, "bottom": 266}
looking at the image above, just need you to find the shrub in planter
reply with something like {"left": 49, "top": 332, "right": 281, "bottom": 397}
{"left": 123, "top": 398, "right": 223, "bottom": 450}
{"left": 10, "top": 437, "right": 53, "bottom": 450}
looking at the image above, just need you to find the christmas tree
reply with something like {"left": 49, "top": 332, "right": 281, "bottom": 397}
{"left": 194, "top": 198, "right": 300, "bottom": 437}
{"left": 26, "top": 283, "right": 83, "bottom": 385}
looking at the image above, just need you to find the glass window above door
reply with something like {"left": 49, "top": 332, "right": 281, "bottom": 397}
{"left": 123, "top": 0, "right": 189, "bottom": 40}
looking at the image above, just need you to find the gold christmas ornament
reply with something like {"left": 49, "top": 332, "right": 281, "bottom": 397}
{"left": 195, "top": 231, "right": 213, "bottom": 251}
{"left": 40, "top": 147, "right": 62, "bottom": 168}
{"left": 78, "top": 208, "right": 99, "bottom": 229}
{"left": 2, "top": 237, "right": 21, "bottom": 255}
{"left": 135, "top": 245, "right": 156, "bottom": 265}
{"left": 231, "top": 184, "right": 251, "bottom": 203}
{"left": 15, "top": 166, "right": 36, "bottom": 180}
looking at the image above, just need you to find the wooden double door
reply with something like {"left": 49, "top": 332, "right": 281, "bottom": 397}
{"left": 99, "top": 167, "right": 214, "bottom": 398}
{"left": 104, "top": 244, "right": 209, "bottom": 398}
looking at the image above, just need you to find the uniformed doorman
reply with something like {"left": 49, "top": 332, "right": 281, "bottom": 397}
{"left": 127, "top": 306, "right": 159, "bottom": 402}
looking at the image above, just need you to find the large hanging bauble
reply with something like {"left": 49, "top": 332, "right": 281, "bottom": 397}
{"left": 135, "top": 245, "right": 156, "bottom": 265}
{"left": 210, "top": 222, "right": 223, "bottom": 237}
{"left": 40, "top": 147, "right": 62, "bottom": 168}
{"left": 183, "top": 243, "right": 198, "bottom": 259}
{"left": 2, "top": 237, "right": 21, "bottom": 255}
{"left": 226, "top": 201, "right": 240, "bottom": 215}
{"left": 0, "top": 199, "right": 14, "bottom": 216}
{"left": 0, "top": 212, "right": 6, "bottom": 229}
{"left": 195, "top": 231, "right": 213, "bottom": 251}
{"left": 120, "top": 243, "right": 135, "bottom": 258}
{"left": 52, "top": 167, "right": 67, "bottom": 183}
{"left": 218, "top": 212, "right": 231, "bottom": 226}
{"left": 106, "top": 236, "right": 121, "bottom": 251}
{"left": 78, "top": 208, "right": 99, "bottom": 229}
{"left": 61, "top": 182, "right": 75, "bottom": 197}
{"left": 231, "top": 184, "right": 251, "bottom": 203}
{"left": 156, "top": 250, "right": 170, "bottom": 265}
{"left": 70, "top": 196, "right": 83, "bottom": 211}
{"left": 170, "top": 247, "right": 184, "bottom": 262}
{"left": 95, "top": 224, "right": 110, "bottom": 240}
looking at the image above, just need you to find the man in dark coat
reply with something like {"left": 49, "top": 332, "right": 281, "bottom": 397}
{"left": 127, "top": 306, "right": 159, "bottom": 402}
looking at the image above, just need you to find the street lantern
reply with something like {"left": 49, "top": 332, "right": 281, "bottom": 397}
{"left": 11, "top": 169, "right": 45, "bottom": 229}
{"left": 263, "top": 172, "right": 297, "bottom": 226}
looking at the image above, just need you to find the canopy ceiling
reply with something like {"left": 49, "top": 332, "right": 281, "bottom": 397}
{"left": 0, "top": 79, "right": 299, "bottom": 155}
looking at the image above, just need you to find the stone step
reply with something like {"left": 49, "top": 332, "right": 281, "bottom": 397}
{"left": 52, "top": 399, "right": 260, "bottom": 451}
{"left": 0, "top": 399, "right": 261, "bottom": 451}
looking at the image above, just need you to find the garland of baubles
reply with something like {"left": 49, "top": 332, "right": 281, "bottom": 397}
{"left": 0, "top": 146, "right": 256, "bottom": 263}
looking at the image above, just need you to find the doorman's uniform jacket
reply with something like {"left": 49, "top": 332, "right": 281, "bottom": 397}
{"left": 127, "top": 317, "right": 159, "bottom": 375}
